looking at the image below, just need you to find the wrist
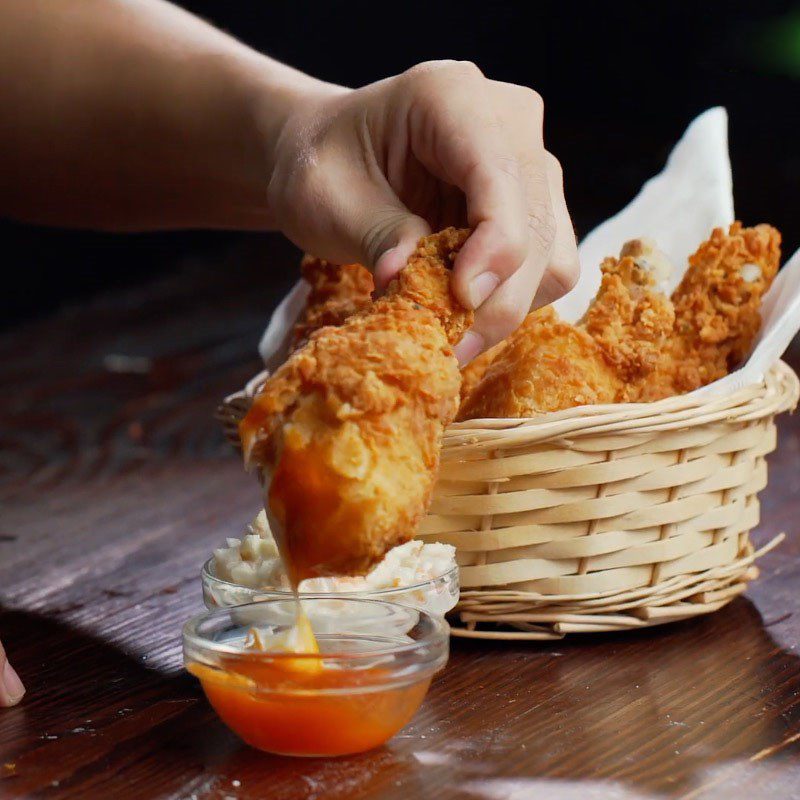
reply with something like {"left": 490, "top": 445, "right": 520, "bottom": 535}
{"left": 245, "top": 61, "right": 344, "bottom": 226}
{"left": 194, "top": 52, "right": 339, "bottom": 231}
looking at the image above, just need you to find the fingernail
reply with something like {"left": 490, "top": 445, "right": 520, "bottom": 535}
{"left": 2, "top": 660, "right": 25, "bottom": 704}
{"left": 375, "top": 245, "right": 397, "bottom": 271}
{"left": 373, "top": 246, "right": 401, "bottom": 292}
{"left": 454, "top": 331, "right": 485, "bottom": 366}
{"left": 468, "top": 272, "right": 500, "bottom": 309}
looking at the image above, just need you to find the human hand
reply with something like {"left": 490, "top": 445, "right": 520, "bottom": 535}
{"left": 0, "top": 637, "right": 25, "bottom": 707}
{"left": 267, "top": 60, "right": 579, "bottom": 363}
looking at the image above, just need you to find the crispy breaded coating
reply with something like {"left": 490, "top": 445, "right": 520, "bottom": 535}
{"left": 633, "top": 222, "right": 780, "bottom": 401}
{"left": 240, "top": 228, "right": 472, "bottom": 580}
{"left": 457, "top": 306, "right": 619, "bottom": 419}
{"left": 290, "top": 257, "right": 374, "bottom": 350}
{"left": 585, "top": 239, "right": 676, "bottom": 392}
{"left": 459, "top": 340, "right": 507, "bottom": 408}
{"left": 388, "top": 226, "right": 474, "bottom": 346}
{"left": 457, "top": 224, "right": 779, "bottom": 418}
{"left": 458, "top": 238, "right": 675, "bottom": 419}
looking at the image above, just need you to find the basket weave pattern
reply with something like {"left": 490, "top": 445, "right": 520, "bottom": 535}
{"left": 218, "top": 361, "right": 799, "bottom": 640}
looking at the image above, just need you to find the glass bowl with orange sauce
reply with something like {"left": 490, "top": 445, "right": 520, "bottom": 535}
{"left": 183, "top": 598, "right": 449, "bottom": 757}
{"left": 200, "top": 558, "right": 460, "bottom": 617}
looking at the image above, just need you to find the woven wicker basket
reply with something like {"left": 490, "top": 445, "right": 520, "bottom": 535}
{"left": 218, "top": 361, "right": 799, "bottom": 640}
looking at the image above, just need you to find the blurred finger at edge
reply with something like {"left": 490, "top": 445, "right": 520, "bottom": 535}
{"left": 0, "top": 641, "right": 25, "bottom": 707}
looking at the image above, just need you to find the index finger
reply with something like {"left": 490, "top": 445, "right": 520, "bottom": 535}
{"left": 403, "top": 63, "right": 542, "bottom": 309}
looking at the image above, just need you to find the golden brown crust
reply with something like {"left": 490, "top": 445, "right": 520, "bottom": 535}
{"left": 290, "top": 257, "right": 374, "bottom": 350}
{"left": 632, "top": 222, "right": 780, "bottom": 401}
{"left": 458, "top": 239, "right": 676, "bottom": 418}
{"left": 240, "top": 228, "right": 471, "bottom": 579}
{"left": 386, "top": 226, "right": 473, "bottom": 345}
{"left": 457, "top": 307, "right": 619, "bottom": 419}
{"left": 456, "top": 223, "right": 779, "bottom": 417}
{"left": 458, "top": 340, "right": 507, "bottom": 409}
{"left": 584, "top": 246, "right": 675, "bottom": 387}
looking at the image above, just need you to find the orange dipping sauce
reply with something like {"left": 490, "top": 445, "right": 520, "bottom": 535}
{"left": 188, "top": 658, "right": 430, "bottom": 756}
{"left": 183, "top": 598, "right": 448, "bottom": 758}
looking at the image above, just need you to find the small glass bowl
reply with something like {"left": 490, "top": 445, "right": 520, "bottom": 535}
{"left": 201, "top": 557, "right": 460, "bottom": 616}
{"left": 183, "top": 598, "right": 449, "bottom": 756}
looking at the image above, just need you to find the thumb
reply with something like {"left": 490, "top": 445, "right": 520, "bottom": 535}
{"left": 270, "top": 136, "right": 430, "bottom": 284}
{"left": 319, "top": 158, "right": 430, "bottom": 286}
{"left": 356, "top": 204, "right": 431, "bottom": 291}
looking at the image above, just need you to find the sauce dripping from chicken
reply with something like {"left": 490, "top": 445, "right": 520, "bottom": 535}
{"left": 260, "top": 490, "right": 320, "bottom": 660}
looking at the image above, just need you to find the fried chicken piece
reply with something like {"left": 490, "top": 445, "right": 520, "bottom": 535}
{"left": 290, "top": 257, "right": 374, "bottom": 350}
{"left": 633, "top": 222, "right": 780, "bottom": 401}
{"left": 240, "top": 228, "right": 472, "bottom": 581}
{"left": 459, "top": 339, "right": 507, "bottom": 407}
{"left": 457, "top": 306, "right": 619, "bottom": 419}
{"left": 458, "top": 239, "right": 675, "bottom": 419}
{"left": 458, "top": 223, "right": 779, "bottom": 419}
{"left": 585, "top": 238, "right": 676, "bottom": 399}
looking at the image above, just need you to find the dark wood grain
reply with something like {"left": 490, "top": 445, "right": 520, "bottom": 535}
{"left": 2, "top": 238, "right": 800, "bottom": 800}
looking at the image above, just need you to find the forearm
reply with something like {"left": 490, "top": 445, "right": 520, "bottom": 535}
{"left": 0, "top": 0, "right": 333, "bottom": 230}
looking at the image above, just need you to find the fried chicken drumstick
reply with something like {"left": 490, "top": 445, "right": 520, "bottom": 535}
{"left": 240, "top": 228, "right": 472, "bottom": 581}
{"left": 634, "top": 222, "right": 780, "bottom": 401}
{"left": 457, "top": 306, "right": 618, "bottom": 418}
{"left": 584, "top": 238, "right": 675, "bottom": 398}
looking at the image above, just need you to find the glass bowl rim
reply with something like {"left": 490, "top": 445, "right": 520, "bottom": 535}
{"left": 183, "top": 596, "right": 451, "bottom": 663}
{"left": 200, "top": 555, "right": 459, "bottom": 597}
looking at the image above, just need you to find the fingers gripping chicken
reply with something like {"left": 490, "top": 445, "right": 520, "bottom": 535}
{"left": 240, "top": 228, "right": 472, "bottom": 581}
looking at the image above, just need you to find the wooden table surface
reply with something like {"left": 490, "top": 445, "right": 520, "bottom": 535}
{"left": 2, "top": 238, "right": 800, "bottom": 800}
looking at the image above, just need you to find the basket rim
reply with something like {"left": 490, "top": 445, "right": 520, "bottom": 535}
{"left": 442, "top": 360, "right": 799, "bottom": 450}
{"left": 452, "top": 360, "right": 797, "bottom": 428}
{"left": 218, "top": 361, "right": 799, "bottom": 450}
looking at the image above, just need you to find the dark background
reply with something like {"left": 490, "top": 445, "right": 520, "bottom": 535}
{"left": 4, "top": 0, "right": 800, "bottom": 327}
